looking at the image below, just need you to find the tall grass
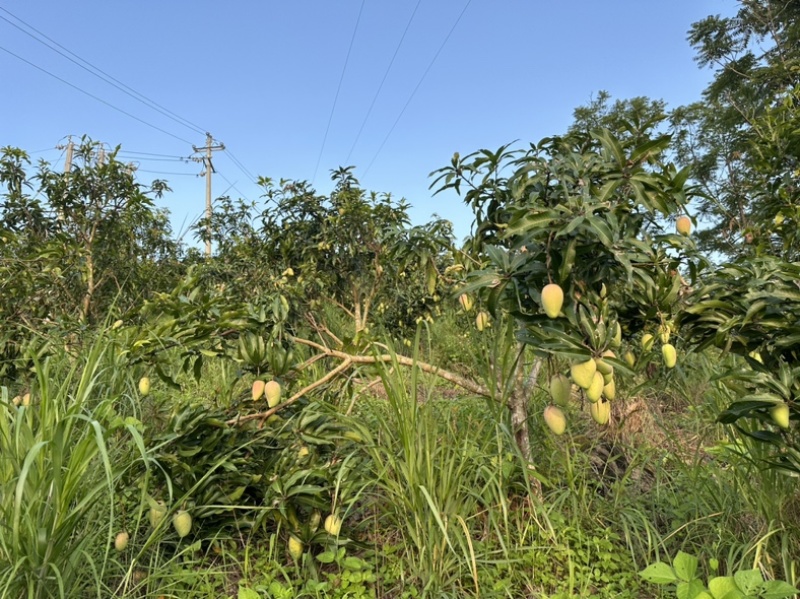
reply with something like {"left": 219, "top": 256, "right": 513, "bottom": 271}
{"left": 363, "top": 339, "right": 523, "bottom": 596}
{"left": 0, "top": 333, "right": 146, "bottom": 598}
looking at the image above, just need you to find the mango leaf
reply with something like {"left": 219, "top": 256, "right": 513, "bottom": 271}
{"left": 738, "top": 429, "right": 784, "bottom": 444}
{"left": 717, "top": 401, "right": 775, "bottom": 424}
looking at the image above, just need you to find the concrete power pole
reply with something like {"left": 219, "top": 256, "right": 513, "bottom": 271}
{"left": 54, "top": 137, "right": 75, "bottom": 222}
{"left": 192, "top": 133, "right": 225, "bottom": 257}
{"left": 61, "top": 136, "right": 74, "bottom": 173}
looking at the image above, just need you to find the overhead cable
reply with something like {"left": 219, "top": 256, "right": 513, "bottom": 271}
{"left": 135, "top": 169, "right": 197, "bottom": 176}
{"left": 0, "top": 6, "right": 207, "bottom": 136}
{"left": 344, "top": 0, "right": 422, "bottom": 165}
{"left": 312, "top": 0, "right": 367, "bottom": 184}
{"left": 118, "top": 150, "right": 189, "bottom": 159}
{"left": 0, "top": 44, "right": 193, "bottom": 145}
{"left": 363, "top": 0, "right": 473, "bottom": 177}
{"left": 224, "top": 149, "right": 257, "bottom": 183}
{"left": 218, "top": 171, "right": 252, "bottom": 202}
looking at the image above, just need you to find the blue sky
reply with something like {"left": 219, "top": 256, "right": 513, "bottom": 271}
{"left": 1, "top": 1, "right": 734, "bottom": 244}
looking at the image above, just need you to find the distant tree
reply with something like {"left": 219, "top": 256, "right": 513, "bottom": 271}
{"left": 569, "top": 91, "right": 669, "bottom": 148}
{"left": 0, "top": 138, "right": 183, "bottom": 376}
{"left": 193, "top": 167, "right": 456, "bottom": 338}
{"left": 670, "top": 0, "right": 800, "bottom": 258}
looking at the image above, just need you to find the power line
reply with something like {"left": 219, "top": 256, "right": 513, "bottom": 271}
{"left": 117, "top": 154, "right": 187, "bottom": 163}
{"left": 224, "top": 149, "right": 257, "bottom": 183}
{"left": 0, "top": 6, "right": 207, "bottom": 136}
{"left": 135, "top": 169, "right": 197, "bottom": 176}
{"left": 363, "top": 0, "right": 473, "bottom": 177}
{"left": 0, "top": 44, "right": 193, "bottom": 145}
{"left": 344, "top": 0, "right": 422, "bottom": 165}
{"left": 118, "top": 150, "right": 188, "bottom": 159}
{"left": 218, "top": 171, "right": 252, "bottom": 202}
{"left": 312, "top": 0, "right": 367, "bottom": 184}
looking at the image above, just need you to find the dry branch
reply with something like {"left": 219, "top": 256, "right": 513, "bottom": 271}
{"left": 228, "top": 336, "right": 491, "bottom": 426}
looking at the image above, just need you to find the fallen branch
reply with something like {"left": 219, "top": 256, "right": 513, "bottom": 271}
{"left": 228, "top": 336, "right": 492, "bottom": 426}
{"left": 291, "top": 336, "right": 490, "bottom": 397}
{"left": 227, "top": 358, "right": 353, "bottom": 426}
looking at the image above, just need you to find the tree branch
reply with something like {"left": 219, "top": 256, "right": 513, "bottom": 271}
{"left": 227, "top": 358, "right": 353, "bottom": 426}
{"left": 228, "top": 336, "right": 492, "bottom": 426}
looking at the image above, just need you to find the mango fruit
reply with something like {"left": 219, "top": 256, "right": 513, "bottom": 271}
{"left": 603, "top": 377, "right": 616, "bottom": 401}
{"left": 476, "top": 311, "right": 490, "bottom": 331}
{"left": 624, "top": 351, "right": 636, "bottom": 368}
{"left": 662, "top": 344, "right": 677, "bottom": 369}
{"left": 173, "top": 510, "right": 193, "bottom": 538}
{"left": 658, "top": 324, "right": 671, "bottom": 344}
{"left": 149, "top": 501, "right": 167, "bottom": 529}
{"left": 591, "top": 398, "right": 611, "bottom": 425}
{"left": 251, "top": 380, "right": 265, "bottom": 401}
{"left": 596, "top": 351, "right": 615, "bottom": 376}
{"left": 676, "top": 215, "right": 692, "bottom": 236}
{"left": 543, "top": 405, "right": 566, "bottom": 435}
{"left": 324, "top": 513, "right": 342, "bottom": 536}
{"left": 288, "top": 536, "right": 303, "bottom": 560}
{"left": 541, "top": 283, "right": 564, "bottom": 319}
{"left": 586, "top": 371, "right": 605, "bottom": 403}
{"left": 610, "top": 322, "right": 622, "bottom": 348}
{"left": 641, "top": 333, "right": 655, "bottom": 352}
{"left": 771, "top": 403, "right": 790, "bottom": 429}
{"left": 114, "top": 531, "right": 129, "bottom": 552}
{"left": 571, "top": 358, "right": 597, "bottom": 390}
{"left": 458, "top": 294, "right": 474, "bottom": 312}
{"left": 265, "top": 380, "right": 281, "bottom": 408}
{"left": 549, "top": 374, "right": 571, "bottom": 406}
{"left": 138, "top": 377, "right": 151, "bottom": 396}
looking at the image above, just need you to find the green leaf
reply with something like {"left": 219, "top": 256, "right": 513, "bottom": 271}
{"left": 677, "top": 579, "right": 710, "bottom": 599}
{"left": 673, "top": 551, "right": 700, "bottom": 582}
{"left": 640, "top": 562, "right": 679, "bottom": 584}
{"left": 342, "top": 556, "right": 364, "bottom": 570}
{"left": 761, "top": 580, "right": 800, "bottom": 599}
{"left": 707, "top": 576, "right": 745, "bottom": 599}
{"left": 596, "top": 178, "right": 623, "bottom": 202}
{"left": 732, "top": 569, "right": 763, "bottom": 595}
{"left": 717, "top": 400, "right": 775, "bottom": 424}
{"left": 238, "top": 587, "right": 260, "bottom": 599}
{"left": 315, "top": 550, "right": 336, "bottom": 564}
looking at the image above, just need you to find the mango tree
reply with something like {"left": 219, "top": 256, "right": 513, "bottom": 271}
{"left": 431, "top": 127, "right": 699, "bottom": 467}
{"left": 0, "top": 140, "right": 182, "bottom": 378}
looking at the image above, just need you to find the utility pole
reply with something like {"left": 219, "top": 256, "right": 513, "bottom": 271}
{"left": 192, "top": 133, "right": 225, "bottom": 257}
{"left": 55, "top": 136, "right": 74, "bottom": 222}
{"left": 60, "top": 136, "right": 74, "bottom": 173}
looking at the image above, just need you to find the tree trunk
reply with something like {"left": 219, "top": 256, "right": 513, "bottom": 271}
{"left": 509, "top": 352, "right": 543, "bottom": 497}
{"left": 80, "top": 247, "right": 94, "bottom": 323}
